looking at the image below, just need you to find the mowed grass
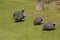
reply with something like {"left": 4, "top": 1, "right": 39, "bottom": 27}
{"left": 0, "top": 0, "right": 60, "bottom": 40}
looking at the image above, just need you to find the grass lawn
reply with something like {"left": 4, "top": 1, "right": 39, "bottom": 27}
{"left": 0, "top": 0, "right": 60, "bottom": 40}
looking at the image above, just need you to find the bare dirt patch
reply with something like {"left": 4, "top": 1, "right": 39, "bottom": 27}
{"left": 50, "top": 0, "right": 60, "bottom": 5}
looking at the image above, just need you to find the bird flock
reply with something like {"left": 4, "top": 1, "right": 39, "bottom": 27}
{"left": 13, "top": 9, "right": 56, "bottom": 31}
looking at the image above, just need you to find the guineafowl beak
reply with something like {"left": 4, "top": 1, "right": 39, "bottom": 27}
{"left": 22, "top": 8, "right": 24, "bottom": 12}
{"left": 53, "top": 22, "right": 56, "bottom": 26}
{"left": 22, "top": 10, "right": 24, "bottom": 12}
{"left": 53, "top": 22, "right": 56, "bottom": 24}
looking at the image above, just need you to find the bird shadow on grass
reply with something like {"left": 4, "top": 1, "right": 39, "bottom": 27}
{"left": 14, "top": 20, "right": 25, "bottom": 23}
{"left": 34, "top": 23, "right": 44, "bottom": 26}
{"left": 42, "top": 28, "right": 55, "bottom": 31}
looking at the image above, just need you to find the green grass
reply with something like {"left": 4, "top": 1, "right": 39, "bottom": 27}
{"left": 0, "top": 0, "right": 60, "bottom": 40}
